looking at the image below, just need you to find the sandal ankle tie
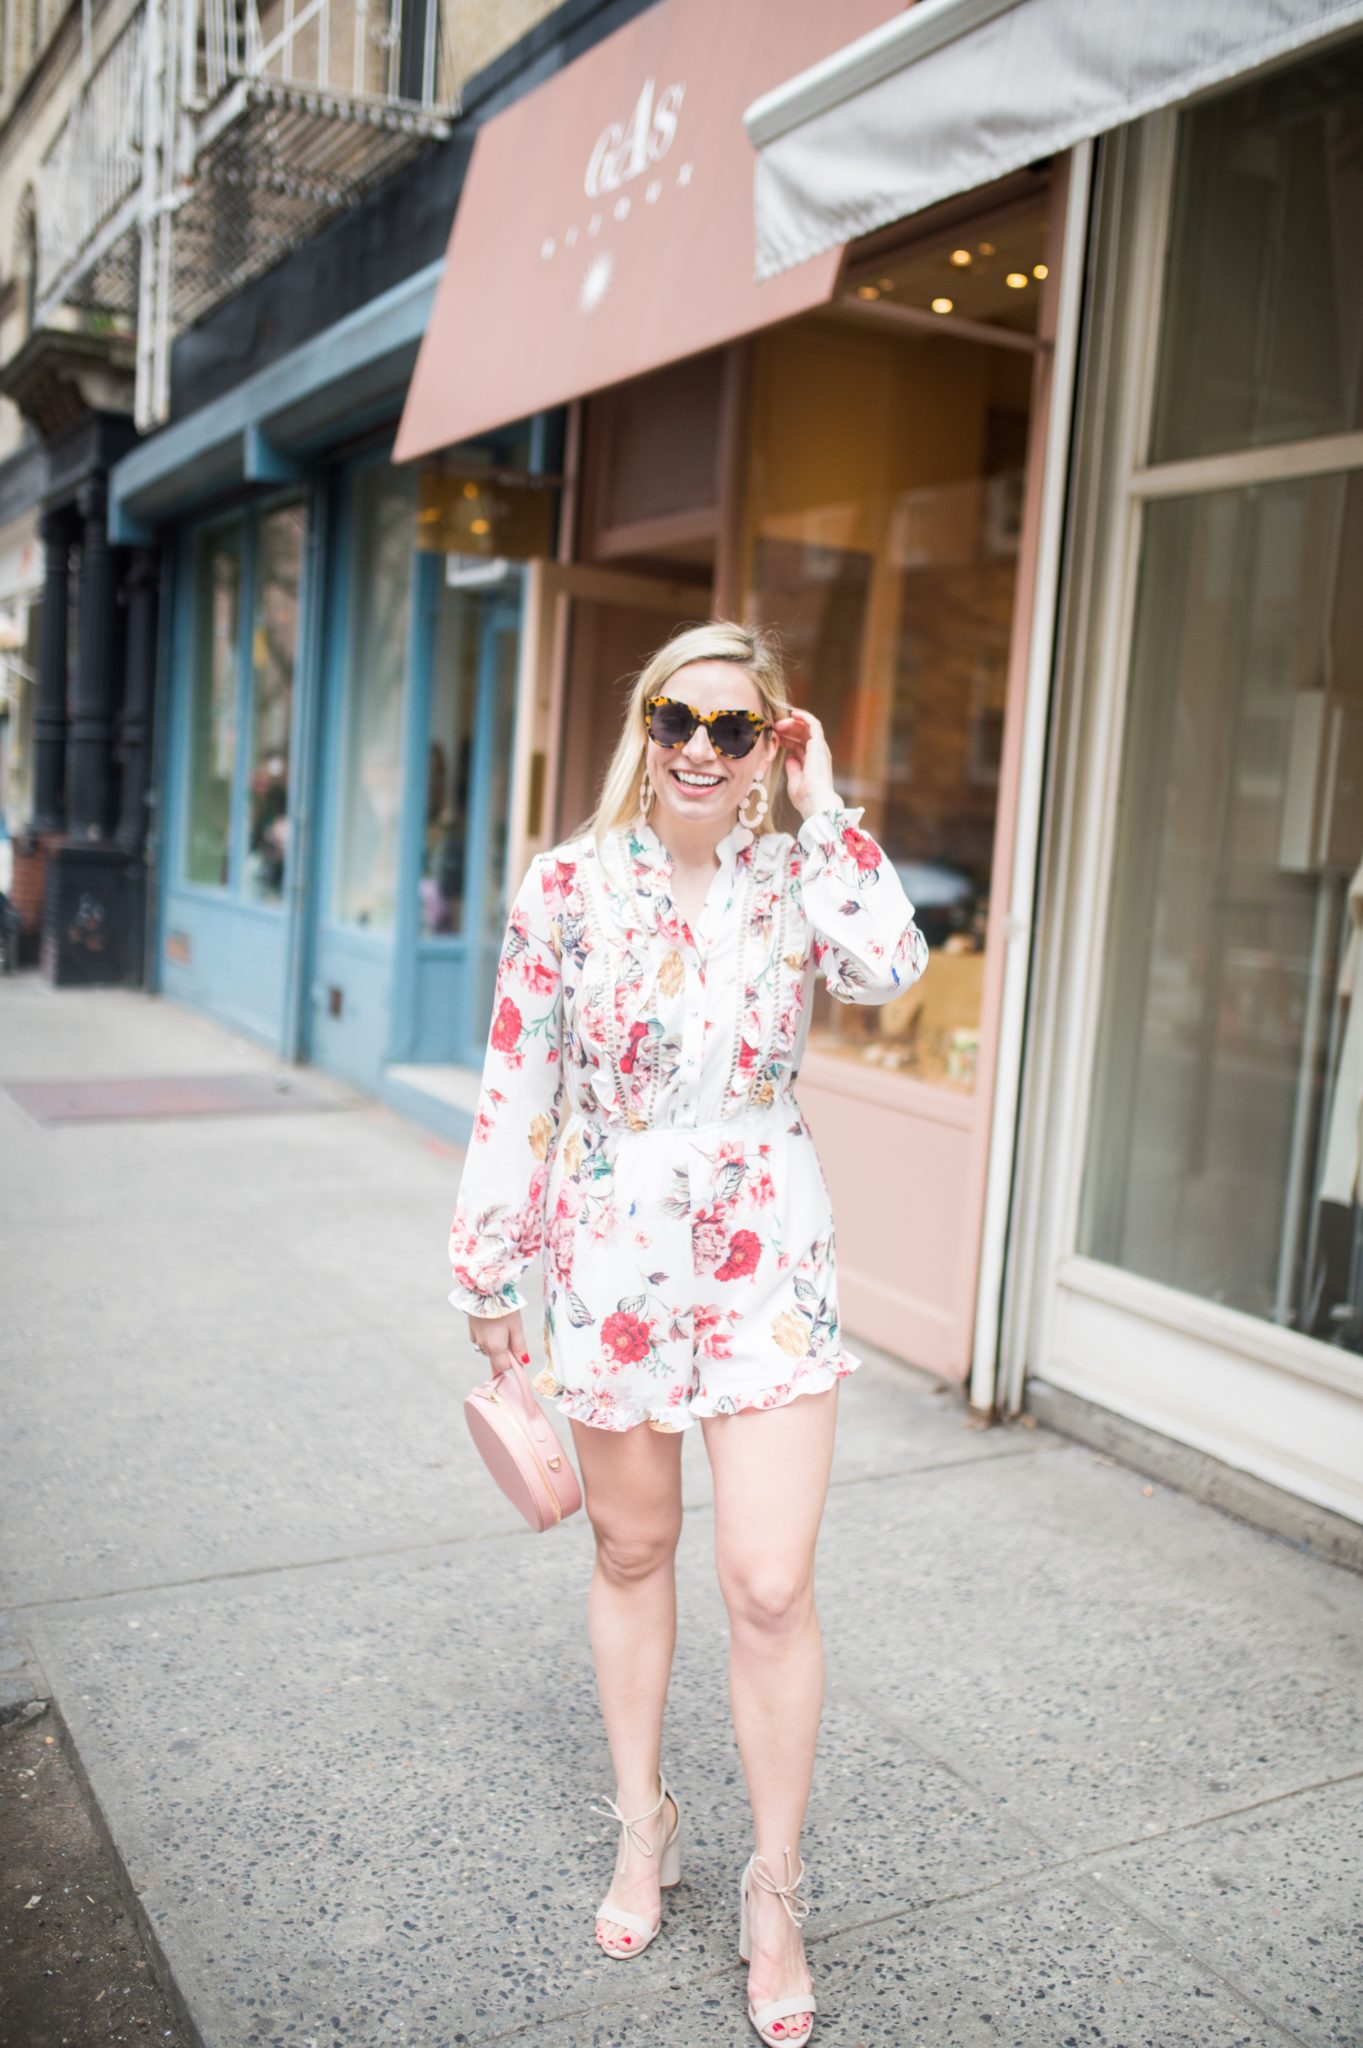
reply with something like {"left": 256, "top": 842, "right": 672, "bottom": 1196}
{"left": 749, "top": 1846, "right": 811, "bottom": 1928}
{"left": 589, "top": 1781, "right": 668, "bottom": 1863}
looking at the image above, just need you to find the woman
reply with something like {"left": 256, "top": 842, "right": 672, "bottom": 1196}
{"left": 447, "top": 620, "right": 928, "bottom": 2044}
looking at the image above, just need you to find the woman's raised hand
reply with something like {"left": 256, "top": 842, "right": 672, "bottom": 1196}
{"left": 468, "top": 1311, "right": 531, "bottom": 1376}
{"left": 771, "top": 708, "right": 839, "bottom": 820}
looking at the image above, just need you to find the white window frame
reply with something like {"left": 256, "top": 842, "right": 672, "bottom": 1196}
{"left": 1001, "top": 101, "right": 1363, "bottom": 1524}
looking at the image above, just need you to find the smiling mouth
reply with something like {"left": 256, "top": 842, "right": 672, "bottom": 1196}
{"left": 670, "top": 768, "right": 725, "bottom": 790}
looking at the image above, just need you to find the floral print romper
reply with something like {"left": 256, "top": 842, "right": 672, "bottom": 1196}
{"left": 447, "top": 803, "right": 929, "bottom": 1432}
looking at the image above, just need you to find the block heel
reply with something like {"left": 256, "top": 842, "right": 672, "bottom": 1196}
{"left": 659, "top": 1813, "right": 682, "bottom": 1888}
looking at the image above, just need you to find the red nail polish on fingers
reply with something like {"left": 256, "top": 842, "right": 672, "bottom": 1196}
{"left": 521, "top": 1351, "right": 531, "bottom": 1363}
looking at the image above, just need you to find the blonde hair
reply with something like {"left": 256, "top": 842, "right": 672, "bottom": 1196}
{"left": 566, "top": 618, "right": 796, "bottom": 846}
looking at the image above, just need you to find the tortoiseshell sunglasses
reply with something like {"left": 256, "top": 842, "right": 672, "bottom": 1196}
{"left": 643, "top": 694, "right": 772, "bottom": 760}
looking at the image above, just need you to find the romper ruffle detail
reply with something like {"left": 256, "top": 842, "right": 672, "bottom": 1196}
{"left": 544, "top": 1344, "right": 861, "bottom": 1435}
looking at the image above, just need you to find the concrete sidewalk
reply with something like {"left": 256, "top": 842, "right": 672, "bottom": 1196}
{"left": 2, "top": 976, "right": 1360, "bottom": 2048}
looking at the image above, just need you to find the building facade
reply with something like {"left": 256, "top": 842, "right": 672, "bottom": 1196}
{"left": 0, "top": 0, "right": 142, "bottom": 970}
{"left": 10, "top": 0, "right": 1358, "bottom": 1534}
{"left": 97, "top": 0, "right": 633, "bottom": 1112}
{"left": 0, "top": 0, "right": 538, "bottom": 979}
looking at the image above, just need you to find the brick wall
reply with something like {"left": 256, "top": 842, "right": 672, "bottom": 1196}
{"left": 443, "top": 0, "right": 565, "bottom": 97}
{"left": 8, "top": 832, "right": 48, "bottom": 936}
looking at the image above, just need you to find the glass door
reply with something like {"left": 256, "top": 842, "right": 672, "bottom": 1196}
{"left": 307, "top": 453, "right": 418, "bottom": 1089}
{"left": 415, "top": 560, "right": 525, "bottom": 1067}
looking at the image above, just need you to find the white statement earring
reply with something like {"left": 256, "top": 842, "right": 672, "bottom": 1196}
{"left": 739, "top": 778, "right": 768, "bottom": 830}
{"left": 639, "top": 765, "right": 654, "bottom": 818}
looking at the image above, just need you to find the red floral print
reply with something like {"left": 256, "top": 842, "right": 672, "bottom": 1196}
{"left": 693, "top": 1300, "right": 739, "bottom": 1360}
{"left": 523, "top": 954, "right": 558, "bottom": 996}
{"left": 601, "top": 1310, "right": 653, "bottom": 1364}
{"left": 841, "top": 825, "right": 882, "bottom": 874}
{"left": 716, "top": 1229, "right": 762, "bottom": 1282}
{"left": 490, "top": 996, "right": 522, "bottom": 1055}
{"left": 618, "top": 1020, "right": 650, "bottom": 1075}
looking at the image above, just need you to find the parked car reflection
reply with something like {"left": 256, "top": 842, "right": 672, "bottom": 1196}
{"left": 893, "top": 859, "right": 981, "bottom": 949}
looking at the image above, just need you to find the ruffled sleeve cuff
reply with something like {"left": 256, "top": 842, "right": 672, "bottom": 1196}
{"left": 447, "top": 1280, "right": 529, "bottom": 1319}
{"left": 793, "top": 799, "right": 929, "bottom": 1004}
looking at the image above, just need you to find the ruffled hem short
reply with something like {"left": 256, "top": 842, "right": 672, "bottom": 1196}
{"left": 535, "top": 1096, "right": 861, "bottom": 1437}
{"left": 544, "top": 1346, "right": 861, "bottom": 1435}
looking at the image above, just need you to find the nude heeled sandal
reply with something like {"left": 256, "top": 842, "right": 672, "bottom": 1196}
{"left": 589, "top": 1772, "right": 682, "bottom": 1957}
{"left": 739, "top": 1848, "right": 818, "bottom": 2044}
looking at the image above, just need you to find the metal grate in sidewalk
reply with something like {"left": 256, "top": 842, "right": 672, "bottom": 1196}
{"left": 3, "top": 1073, "right": 355, "bottom": 1126}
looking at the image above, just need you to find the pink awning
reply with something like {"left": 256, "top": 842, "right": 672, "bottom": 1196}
{"left": 394, "top": 0, "right": 906, "bottom": 462}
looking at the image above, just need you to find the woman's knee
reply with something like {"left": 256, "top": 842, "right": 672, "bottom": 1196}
{"left": 720, "top": 1560, "right": 815, "bottom": 1635}
{"left": 590, "top": 1515, "right": 681, "bottom": 1585}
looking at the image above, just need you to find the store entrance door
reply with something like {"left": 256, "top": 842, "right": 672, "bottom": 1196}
{"left": 306, "top": 452, "right": 416, "bottom": 1092}
{"left": 408, "top": 561, "right": 525, "bottom": 1072}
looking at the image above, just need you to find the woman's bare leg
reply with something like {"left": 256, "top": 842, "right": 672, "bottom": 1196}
{"left": 570, "top": 1416, "right": 685, "bottom": 1955}
{"left": 701, "top": 1385, "right": 839, "bottom": 2040}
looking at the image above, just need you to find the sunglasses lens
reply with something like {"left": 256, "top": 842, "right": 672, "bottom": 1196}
{"left": 647, "top": 700, "right": 695, "bottom": 747}
{"left": 709, "top": 715, "right": 760, "bottom": 759}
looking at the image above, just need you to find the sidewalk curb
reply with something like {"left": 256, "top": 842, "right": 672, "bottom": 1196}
{"left": 0, "top": 1611, "right": 48, "bottom": 1727}
{"left": 19, "top": 1669, "right": 208, "bottom": 2048}
{"left": 1025, "top": 1379, "right": 1363, "bottom": 1575}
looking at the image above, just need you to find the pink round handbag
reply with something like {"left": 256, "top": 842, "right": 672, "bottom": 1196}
{"left": 464, "top": 1357, "right": 583, "bottom": 1531}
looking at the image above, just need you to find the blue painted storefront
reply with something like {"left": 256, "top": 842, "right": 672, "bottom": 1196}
{"left": 112, "top": 268, "right": 537, "bottom": 1140}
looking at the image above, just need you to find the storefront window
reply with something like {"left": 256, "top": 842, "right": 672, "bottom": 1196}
{"left": 470, "top": 597, "right": 521, "bottom": 1039}
{"left": 1150, "top": 41, "right": 1363, "bottom": 464}
{"left": 186, "top": 530, "right": 241, "bottom": 888}
{"left": 245, "top": 503, "right": 304, "bottom": 905}
{"left": 422, "top": 580, "right": 480, "bottom": 938}
{"left": 421, "top": 570, "right": 522, "bottom": 956}
{"left": 1081, "top": 471, "right": 1363, "bottom": 1337}
{"left": 742, "top": 200, "right": 1046, "bottom": 1088}
{"left": 335, "top": 463, "right": 414, "bottom": 931}
{"left": 1080, "top": 49, "right": 1363, "bottom": 1350}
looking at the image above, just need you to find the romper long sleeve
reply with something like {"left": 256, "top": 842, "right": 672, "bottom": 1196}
{"left": 794, "top": 801, "right": 929, "bottom": 1004}
{"left": 447, "top": 853, "right": 566, "bottom": 1319}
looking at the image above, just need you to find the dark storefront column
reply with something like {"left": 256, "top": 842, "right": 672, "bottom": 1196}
{"left": 39, "top": 477, "right": 146, "bottom": 988}
{"left": 115, "top": 547, "right": 157, "bottom": 854}
{"left": 68, "top": 475, "right": 116, "bottom": 840}
{"left": 30, "top": 505, "right": 72, "bottom": 836}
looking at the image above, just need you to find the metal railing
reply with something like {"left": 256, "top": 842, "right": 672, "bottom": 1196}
{"left": 192, "top": 0, "right": 441, "bottom": 111}
{"left": 37, "top": 6, "right": 147, "bottom": 314}
{"left": 34, "top": 0, "right": 449, "bottom": 424}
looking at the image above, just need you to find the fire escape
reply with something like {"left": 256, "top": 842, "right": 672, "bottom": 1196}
{"left": 34, "top": 0, "right": 453, "bottom": 429}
